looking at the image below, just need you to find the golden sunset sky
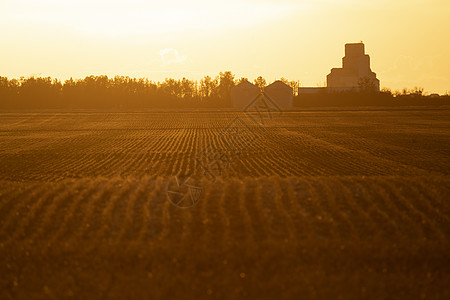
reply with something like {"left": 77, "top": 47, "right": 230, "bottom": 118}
{"left": 1, "top": 0, "right": 449, "bottom": 94}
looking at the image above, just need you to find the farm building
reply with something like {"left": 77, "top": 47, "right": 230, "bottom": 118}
{"left": 231, "top": 80, "right": 293, "bottom": 109}
{"left": 231, "top": 81, "right": 261, "bottom": 109}
{"left": 264, "top": 81, "right": 293, "bottom": 109}
{"left": 298, "top": 42, "right": 380, "bottom": 94}
{"left": 327, "top": 43, "right": 380, "bottom": 92}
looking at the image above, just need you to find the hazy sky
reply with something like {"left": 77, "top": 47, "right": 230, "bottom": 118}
{"left": 1, "top": 0, "right": 449, "bottom": 93}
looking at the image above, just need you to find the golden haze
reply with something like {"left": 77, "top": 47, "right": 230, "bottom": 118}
{"left": 0, "top": 0, "right": 449, "bottom": 93}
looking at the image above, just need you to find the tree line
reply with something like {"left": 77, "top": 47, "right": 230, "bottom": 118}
{"left": 0, "top": 73, "right": 447, "bottom": 110}
{"left": 0, "top": 72, "right": 298, "bottom": 110}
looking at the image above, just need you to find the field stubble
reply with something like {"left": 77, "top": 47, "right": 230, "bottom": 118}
{"left": 0, "top": 109, "right": 450, "bottom": 299}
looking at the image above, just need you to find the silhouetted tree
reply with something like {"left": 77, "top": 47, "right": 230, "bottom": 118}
{"left": 411, "top": 86, "right": 424, "bottom": 97}
{"left": 254, "top": 76, "right": 266, "bottom": 91}
{"left": 19, "top": 77, "right": 62, "bottom": 108}
{"left": 280, "top": 77, "right": 299, "bottom": 96}
{"left": 199, "top": 76, "right": 218, "bottom": 99}
{"left": 236, "top": 77, "right": 250, "bottom": 85}
{"left": 217, "top": 71, "right": 235, "bottom": 106}
{"left": 180, "top": 77, "right": 195, "bottom": 99}
{"left": 380, "top": 87, "right": 393, "bottom": 96}
{"left": 0, "top": 77, "right": 19, "bottom": 108}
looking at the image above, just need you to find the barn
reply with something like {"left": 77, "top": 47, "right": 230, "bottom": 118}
{"left": 231, "top": 81, "right": 260, "bottom": 109}
{"left": 264, "top": 81, "right": 293, "bottom": 109}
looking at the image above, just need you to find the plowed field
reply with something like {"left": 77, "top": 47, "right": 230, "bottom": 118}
{"left": 1, "top": 109, "right": 449, "bottom": 299}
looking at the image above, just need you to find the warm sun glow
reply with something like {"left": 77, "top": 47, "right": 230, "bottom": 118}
{"left": 2, "top": 0, "right": 306, "bottom": 36}
{"left": 2, "top": 2, "right": 450, "bottom": 299}
{"left": 1, "top": 0, "right": 449, "bottom": 93}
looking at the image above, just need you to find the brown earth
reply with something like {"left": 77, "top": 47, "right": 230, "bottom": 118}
{"left": 0, "top": 109, "right": 449, "bottom": 299}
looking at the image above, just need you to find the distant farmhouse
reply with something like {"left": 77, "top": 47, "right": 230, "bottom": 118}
{"left": 299, "top": 42, "right": 380, "bottom": 94}
{"left": 231, "top": 80, "right": 293, "bottom": 109}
